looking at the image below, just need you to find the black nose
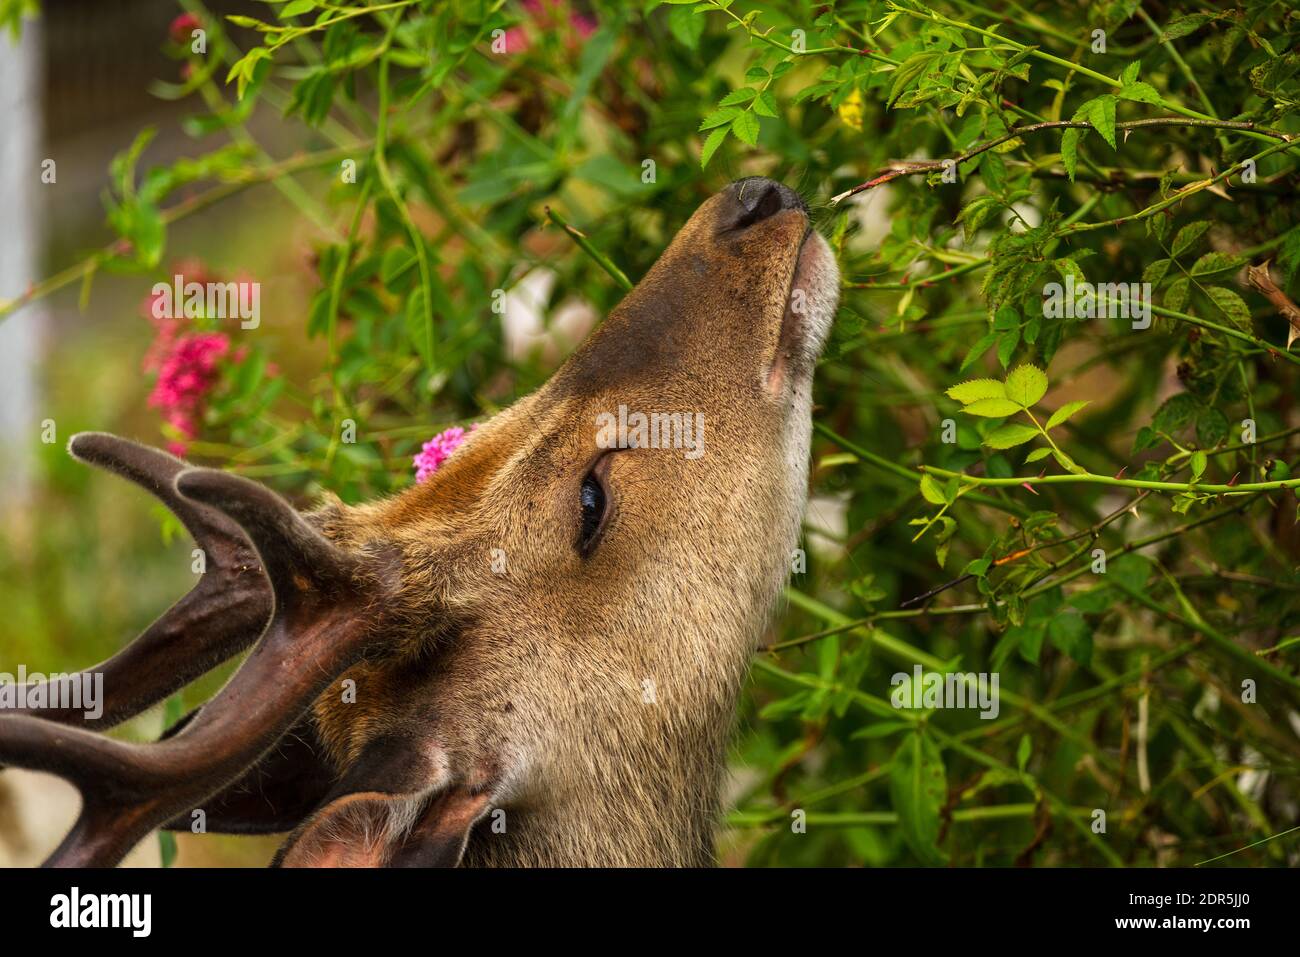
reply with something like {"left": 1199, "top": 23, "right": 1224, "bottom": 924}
{"left": 724, "top": 177, "right": 807, "bottom": 230}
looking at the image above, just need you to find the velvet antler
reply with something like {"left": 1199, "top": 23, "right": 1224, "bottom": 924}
{"left": 0, "top": 434, "right": 401, "bottom": 867}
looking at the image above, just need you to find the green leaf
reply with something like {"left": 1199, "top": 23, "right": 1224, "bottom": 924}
{"left": 1171, "top": 221, "right": 1210, "bottom": 257}
{"left": 996, "top": 327, "right": 1020, "bottom": 368}
{"left": 946, "top": 378, "right": 1006, "bottom": 404}
{"left": 959, "top": 331, "right": 998, "bottom": 372}
{"left": 1025, "top": 446, "right": 1052, "bottom": 463}
{"left": 751, "top": 89, "right": 778, "bottom": 117}
{"left": 279, "top": 0, "right": 317, "bottom": 18}
{"left": 1189, "top": 450, "right": 1207, "bottom": 482}
{"left": 851, "top": 721, "right": 914, "bottom": 740}
{"left": 919, "top": 473, "right": 948, "bottom": 505}
{"left": 717, "top": 88, "right": 756, "bottom": 108}
{"left": 666, "top": 4, "right": 705, "bottom": 49}
{"left": 962, "top": 397, "right": 1023, "bottom": 418}
{"left": 1190, "top": 252, "right": 1245, "bottom": 280}
{"left": 1118, "top": 81, "right": 1162, "bottom": 104}
{"left": 700, "top": 126, "right": 729, "bottom": 168}
{"left": 1016, "top": 734, "right": 1032, "bottom": 771}
{"left": 1162, "top": 13, "right": 1216, "bottom": 41}
{"left": 1047, "top": 610, "right": 1092, "bottom": 665}
{"left": 1045, "top": 399, "right": 1090, "bottom": 430}
{"left": 1060, "top": 127, "right": 1082, "bottom": 182}
{"left": 1086, "top": 95, "right": 1118, "bottom": 150}
{"left": 730, "top": 111, "right": 760, "bottom": 146}
{"left": 1143, "top": 259, "right": 1171, "bottom": 285}
{"left": 1164, "top": 276, "right": 1190, "bottom": 312}
{"left": 983, "top": 423, "right": 1039, "bottom": 449}
{"left": 888, "top": 52, "right": 940, "bottom": 107}
{"left": 1004, "top": 363, "right": 1048, "bottom": 407}
{"left": 1203, "top": 286, "right": 1252, "bottom": 329}
{"left": 698, "top": 106, "right": 741, "bottom": 131}
{"left": 889, "top": 732, "right": 948, "bottom": 866}
{"left": 955, "top": 195, "right": 1002, "bottom": 243}
{"left": 1153, "top": 393, "right": 1199, "bottom": 433}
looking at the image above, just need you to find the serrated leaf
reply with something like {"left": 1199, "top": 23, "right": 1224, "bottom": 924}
{"left": 960, "top": 331, "right": 998, "bottom": 372}
{"left": 751, "top": 89, "right": 778, "bottom": 117}
{"left": 1118, "top": 81, "right": 1162, "bottom": 104}
{"left": 666, "top": 4, "right": 706, "bottom": 48}
{"left": 730, "top": 111, "right": 760, "bottom": 146}
{"left": 1190, "top": 252, "right": 1244, "bottom": 279}
{"left": 717, "top": 88, "right": 756, "bottom": 108}
{"left": 698, "top": 106, "right": 741, "bottom": 131}
{"left": 955, "top": 195, "right": 1001, "bottom": 243}
{"left": 1143, "top": 259, "right": 1171, "bottom": 285}
{"left": 1045, "top": 399, "right": 1090, "bottom": 430}
{"left": 1060, "top": 127, "right": 1082, "bottom": 182}
{"left": 889, "top": 732, "right": 948, "bottom": 866}
{"left": 962, "top": 397, "right": 1023, "bottom": 417}
{"left": 1025, "top": 446, "right": 1052, "bottom": 463}
{"left": 1086, "top": 95, "right": 1117, "bottom": 150}
{"left": 1203, "top": 286, "right": 1252, "bottom": 329}
{"left": 1171, "top": 221, "right": 1210, "bottom": 257}
{"left": 888, "top": 52, "right": 940, "bottom": 107}
{"left": 1004, "top": 363, "right": 1048, "bottom": 407}
{"left": 983, "top": 423, "right": 1039, "bottom": 449}
{"left": 1164, "top": 275, "right": 1189, "bottom": 311}
{"left": 946, "top": 378, "right": 1006, "bottom": 404}
{"left": 700, "top": 125, "right": 729, "bottom": 168}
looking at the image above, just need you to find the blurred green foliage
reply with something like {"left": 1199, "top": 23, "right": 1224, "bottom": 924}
{"left": 4, "top": 0, "right": 1300, "bottom": 866}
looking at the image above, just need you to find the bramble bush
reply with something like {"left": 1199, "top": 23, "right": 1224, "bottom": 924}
{"left": 4, "top": 0, "right": 1300, "bottom": 866}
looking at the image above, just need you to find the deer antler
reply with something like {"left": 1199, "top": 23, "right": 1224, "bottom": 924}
{"left": 0, "top": 434, "right": 401, "bottom": 867}
{"left": 3, "top": 434, "right": 271, "bottom": 727}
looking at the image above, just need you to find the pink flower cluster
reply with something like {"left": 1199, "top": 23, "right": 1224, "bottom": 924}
{"left": 413, "top": 425, "right": 474, "bottom": 484}
{"left": 141, "top": 261, "right": 240, "bottom": 457}
{"left": 503, "top": 0, "right": 596, "bottom": 53}
{"left": 147, "top": 333, "right": 230, "bottom": 457}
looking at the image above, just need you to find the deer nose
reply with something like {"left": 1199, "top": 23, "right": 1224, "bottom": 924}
{"left": 723, "top": 177, "right": 807, "bottom": 230}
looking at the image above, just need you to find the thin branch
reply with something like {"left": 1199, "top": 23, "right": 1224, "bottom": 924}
{"left": 830, "top": 118, "right": 1292, "bottom": 205}
{"left": 544, "top": 207, "right": 634, "bottom": 292}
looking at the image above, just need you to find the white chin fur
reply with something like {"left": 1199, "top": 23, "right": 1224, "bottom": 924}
{"left": 794, "top": 231, "right": 840, "bottom": 366}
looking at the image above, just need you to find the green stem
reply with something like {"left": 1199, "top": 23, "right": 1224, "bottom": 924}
{"left": 544, "top": 207, "right": 634, "bottom": 292}
{"left": 919, "top": 462, "right": 1300, "bottom": 495}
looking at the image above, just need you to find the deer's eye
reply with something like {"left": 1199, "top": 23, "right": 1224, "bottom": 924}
{"left": 578, "top": 471, "right": 608, "bottom": 556}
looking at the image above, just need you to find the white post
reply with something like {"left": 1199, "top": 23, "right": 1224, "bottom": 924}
{"left": 0, "top": 18, "right": 45, "bottom": 507}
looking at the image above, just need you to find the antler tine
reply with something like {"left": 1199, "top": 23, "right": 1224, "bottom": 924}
{"left": 0, "top": 433, "right": 271, "bottom": 727}
{"left": 0, "top": 465, "right": 401, "bottom": 867}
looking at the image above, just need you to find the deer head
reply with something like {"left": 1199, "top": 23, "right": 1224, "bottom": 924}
{"left": 0, "top": 177, "right": 839, "bottom": 867}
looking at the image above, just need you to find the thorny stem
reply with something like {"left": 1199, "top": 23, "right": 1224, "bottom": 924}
{"left": 829, "top": 118, "right": 1292, "bottom": 205}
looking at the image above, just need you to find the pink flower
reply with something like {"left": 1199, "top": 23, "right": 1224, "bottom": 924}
{"left": 146, "top": 332, "right": 230, "bottom": 456}
{"left": 413, "top": 425, "right": 474, "bottom": 483}
{"left": 506, "top": 0, "right": 596, "bottom": 52}
{"left": 169, "top": 13, "right": 200, "bottom": 45}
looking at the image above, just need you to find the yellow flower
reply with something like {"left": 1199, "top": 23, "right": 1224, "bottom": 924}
{"left": 837, "top": 88, "right": 865, "bottom": 130}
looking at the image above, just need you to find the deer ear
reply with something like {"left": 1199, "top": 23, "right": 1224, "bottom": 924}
{"left": 271, "top": 734, "right": 497, "bottom": 868}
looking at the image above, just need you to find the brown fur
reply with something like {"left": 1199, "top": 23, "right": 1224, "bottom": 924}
{"left": 302, "top": 180, "right": 840, "bottom": 866}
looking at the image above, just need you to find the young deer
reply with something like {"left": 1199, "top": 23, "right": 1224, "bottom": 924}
{"left": 0, "top": 177, "right": 838, "bottom": 867}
